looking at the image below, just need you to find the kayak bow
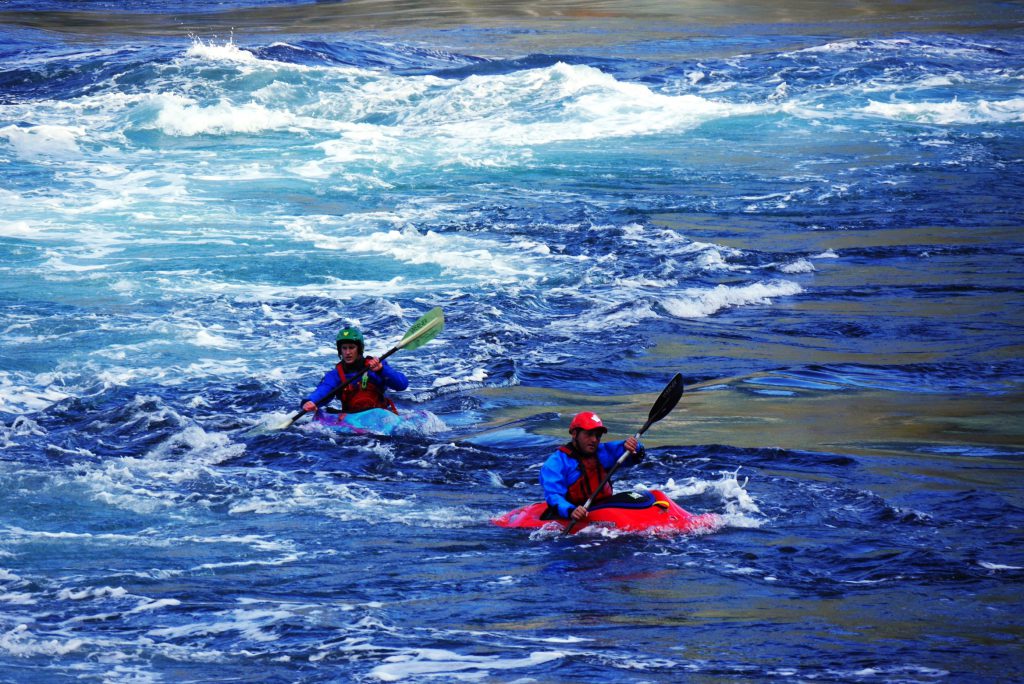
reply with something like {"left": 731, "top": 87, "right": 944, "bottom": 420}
{"left": 493, "top": 490, "right": 720, "bottom": 535}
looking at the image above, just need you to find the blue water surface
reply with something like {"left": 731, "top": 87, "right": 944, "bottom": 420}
{"left": 1, "top": 1, "right": 1023, "bottom": 681}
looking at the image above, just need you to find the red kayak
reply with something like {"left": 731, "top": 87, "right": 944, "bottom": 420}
{"left": 492, "top": 490, "right": 720, "bottom": 535}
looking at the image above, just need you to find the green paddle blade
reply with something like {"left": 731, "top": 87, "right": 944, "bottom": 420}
{"left": 246, "top": 409, "right": 304, "bottom": 436}
{"left": 398, "top": 306, "right": 444, "bottom": 351}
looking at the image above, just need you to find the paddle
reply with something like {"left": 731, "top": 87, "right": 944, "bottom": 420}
{"left": 562, "top": 373, "right": 685, "bottom": 535}
{"left": 265, "top": 306, "right": 444, "bottom": 432}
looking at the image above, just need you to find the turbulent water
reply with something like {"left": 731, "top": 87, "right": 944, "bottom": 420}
{"left": 1, "top": 1, "right": 1023, "bottom": 681}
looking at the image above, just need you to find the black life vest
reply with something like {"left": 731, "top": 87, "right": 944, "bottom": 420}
{"left": 336, "top": 362, "right": 398, "bottom": 414}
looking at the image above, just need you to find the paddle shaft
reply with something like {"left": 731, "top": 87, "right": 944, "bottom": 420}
{"left": 561, "top": 427, "right": 646, "bottom": 536}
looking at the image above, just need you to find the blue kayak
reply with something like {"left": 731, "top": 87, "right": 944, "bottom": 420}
{"left": 312, "top": 408, "right": 440, "bottom": 436}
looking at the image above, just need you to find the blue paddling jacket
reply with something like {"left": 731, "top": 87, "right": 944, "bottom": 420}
{"left": 303, "top": 360, "right": 408, "bottom": 414}
{"left": 540, "top": 440, "right": 645, "bottom": 518}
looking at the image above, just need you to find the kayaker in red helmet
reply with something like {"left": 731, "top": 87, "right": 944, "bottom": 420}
{"left": 301, "top": 326, "right": 409, "bottom": 415}
{"left": 540, "top": 411, "right": 645, "bottom": 522}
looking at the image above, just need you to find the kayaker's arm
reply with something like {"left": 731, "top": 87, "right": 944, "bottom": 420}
{"left": 540, "top": 457, "right": 578, "bottom": 518}
{"left": 569, "top": 505, "right": 589, "bottom": 521}
{"left": 623, "top": 436, "right": 645, "bottom": 464}
{"left": 301, "top": 369, "right": 341, "bottom": 411}
{"left": 598, "top": 438, "right": 645, "bottom": 469}
{"left": 367, "top": 357, "right": 409, "bottom": 391}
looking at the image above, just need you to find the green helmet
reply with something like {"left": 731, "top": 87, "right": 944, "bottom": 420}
{"left": 336, "top": 326, "right": 364, "bottom": 354}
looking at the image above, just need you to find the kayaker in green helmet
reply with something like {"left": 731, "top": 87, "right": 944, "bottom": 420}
{"left": 301, "top": 326, "right": 409, "bottom": 415}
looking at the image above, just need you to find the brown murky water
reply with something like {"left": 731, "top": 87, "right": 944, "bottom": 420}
{"left": 474, "top": 204, "right": 1023, "bottom": 499}
{"left": 4, "top": 0, "right": 1012, "bottom": 56}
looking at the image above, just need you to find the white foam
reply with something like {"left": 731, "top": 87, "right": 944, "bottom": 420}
{"left": 443, "top": 63, "right": 760, "bottom": 145}
{"left": 286, "top": 217, "right": 544, "bottom": 282}
{"left": 211, "top": 535, "right": 293, "bottom": 553}
{"left": 0, "top": 124, "right": 83, "bottom": 160}
{"left": 0, "top": 221, "right": 39, "bottom": 238}
{"left": 48, "top": 417, "right": 250, "bottom": 514}
{"left": 778, "top": 258, "right": 816, "bottom": 274}
{"left": 352, "top": 229, "right": 541, "bottom": 279}
{"left": 45, "top": 444, "right": 96, "bottom": 458}
{"left": 151, "top": 94, "right": 298, "bottom": 136}
{"left": 663, "top": 280, "right": 803, "bottom": 318}
{"left": 229, "top": 480, "right": 392, "bottom": 517}
{"left": 2, "top": 415, "right": 47, "bottom": 441}
{"left": 431, "top": 368, "right": 487, "bottom": 388}
{"left": 143, "top": 425, "right": 246, "bottom": 467}
{"left": 57, "top": 586, "right": 129, "bottom": 601}
{"left": 371, "top": 648, "right": 565, "bottom": 681}
{"left": 692, "top": 246, "right": 739, "bottom": 272}
{"left": 979, "top": 561, "right": 1022, "bottom": 571}
{"left": 147, "top": 607, "right": 292, "bottom": 643}
{"left": 230, "top": 478, "right": 471, "bottom": 527}
{"left": 642, "top": 470, "right": 763, "bottom": 529}
{"left": 0, "top": 592, "right": 35, "bottom": 605}
{"left": 712, "top": 471, "right": 763, "bottom": 518}
{"left": 537, "top": 635, "right": 589, "bottom": 644}
{"left": 0, "top": 624, "right": 84, "bottom": 657}
{"left": 185, "top": 38, "right": 260, "bottom": 64}
{"left": 914, "top": 74, "right": 962, "bottom": 88}
{"left": 863, "top": 97, "right": 1024, "bottom": 124}
{"left": 192, "top": 327, "right": 239, "bottom": 349}
{"left": 287, "top": 61, "right": 768, "bottom": 162}
{"left": 125, "top": 598, "right": 182, "bottom": 615}
{"left": 796, "top": 38, "right": 917, "bottom": 55}
{"left": 683, "top": 239, "right": 744, "bottom": 262}
{"left": 193, "top": 553, "right": 302, "bottom": 572}
{"left": 0, "top": 372, "right": 70, "bottom": 414}
{"left": 547, "top": 301, "right": 660, "bottom": 333}
{"left": 41, "top": 251, "right": 109, "bottom": 273}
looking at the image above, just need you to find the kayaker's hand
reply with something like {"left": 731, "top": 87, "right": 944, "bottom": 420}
{"left": 366, "top": 356, "right": 382, "bottom": 372}
{"left": 302, "top": 401, "right": 317, "bottom": 413}
{"left": 570, "top": 506, "right": 589, "bottom": 521}
{"left": 624, "top": 436, "right": 639, "bottom": 453}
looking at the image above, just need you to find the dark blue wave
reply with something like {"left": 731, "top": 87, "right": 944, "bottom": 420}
{"left": 252, "top": 38, "right": 484, "bottom": 72}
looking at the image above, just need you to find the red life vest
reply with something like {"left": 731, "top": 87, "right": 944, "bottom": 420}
{"left": 560, "top": 444, "right": 613, "bottom": 506}
{"left": 336, "top": 363, "right": 398, "bottom": 414}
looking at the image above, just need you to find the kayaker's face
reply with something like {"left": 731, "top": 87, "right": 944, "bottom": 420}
{"left": 573, "top": 428, "right": 603, "bottom": 456}
{"left": 339, "top": 342, "right": 360, "bottom": 364}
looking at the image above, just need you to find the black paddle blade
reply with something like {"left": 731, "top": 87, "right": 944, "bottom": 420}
{"left": 642, "top": 373, "right": 685, "bottom": 432}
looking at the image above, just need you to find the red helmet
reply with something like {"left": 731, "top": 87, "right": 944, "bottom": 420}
{"left": 569, "top": 411, "right": 607, "bottom": 434}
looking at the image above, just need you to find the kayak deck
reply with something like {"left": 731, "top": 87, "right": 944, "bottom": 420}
{"left": 312, "top": 408, "right": 440, "bottom": 436}
{"left": 492, "top": 489, "right": 720, "bottom": 535}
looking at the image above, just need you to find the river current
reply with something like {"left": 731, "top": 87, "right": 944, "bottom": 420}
{"left": 1, "top": 1, "right": 1022, "bottom": 682}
